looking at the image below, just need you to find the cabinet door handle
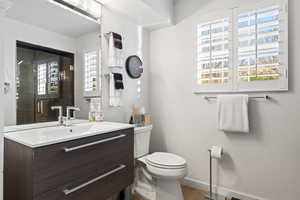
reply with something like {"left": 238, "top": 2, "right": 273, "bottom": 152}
{"left": 64, "top": 134, "right": 126, "bottom": 152}
{"left": 41, "top": 101, "right": 44, "bottom": 114}
{"left": 37, "top": 101, "right": 40, "bottom": 113}
{"left": 63, "top": 164, "right": 126, "bottom": 195}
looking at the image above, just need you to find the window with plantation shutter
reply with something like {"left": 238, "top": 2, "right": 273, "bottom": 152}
{"left": 195, "top": 0, "right": 288, "bottom": 93}
{"left": 197, "top": 18, "right": 230, "bottom": 85}
{"left": 238, "top": 6, "right": 281, "bottom": 82}
{"left": 84, "top": 51, "right": 97, "bottom": 92}
{"left": 84, "top": 51, "right": 100, "bottom": 97}
{"left": 37, "top": 63, "right": 47, "bottom": 95}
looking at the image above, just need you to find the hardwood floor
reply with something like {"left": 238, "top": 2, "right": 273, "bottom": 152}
{"left": 182, "top": 185, "right": 208, "bottom": 200}
{"left": 133, "top": 185, "right": 208, "bottom": 200}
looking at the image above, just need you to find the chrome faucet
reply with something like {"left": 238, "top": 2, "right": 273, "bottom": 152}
{"left": 51, "top": 106, "right": 80, "bottom": 126}
{"left": 51, "top": 106, "right": 64, "bottom": 125}
{"left": 65, "top": 106, "right": 81, "bottom": 126}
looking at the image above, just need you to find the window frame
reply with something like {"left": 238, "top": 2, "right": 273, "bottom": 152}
{"left": 194, "top": 0, "right": 288, "bottom": 93}
{"left": 193, "top": 9, "right": 234, "bottom": 93}
{"left": 37, "top": 63, "right": 47, "bottom": 96}
{"left": 35, "top": 57, "right": 61, "bottom": 99}
{"left": 83, "top": 50, "right": 101, "bottom": 97}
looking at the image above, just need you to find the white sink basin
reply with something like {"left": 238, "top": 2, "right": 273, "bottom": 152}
{"left": 3, "top": 119, "right": 89, "bottom": 133}
{"left": 4, "top": 121, "right": 135, "bottom": 148}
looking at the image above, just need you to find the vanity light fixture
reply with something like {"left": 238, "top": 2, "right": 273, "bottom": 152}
{"left": 47, "top": 0, "right": 102, "bottom": 23}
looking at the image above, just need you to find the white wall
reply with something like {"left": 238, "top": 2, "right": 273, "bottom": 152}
{"left": 143, "top": 0, "right": 174, "bottom": 20}
{"left": 73, "top": 8, "right": 150, "bottom": 122}
{"left": 1, "top": 17, "right": 77, "bottom": 125}
{"left": 149, "top": 0, "right": 300, "bottom": 199}
{"left": 75, "top": 31, "right": 101, "bottom": 118}
{"left": 99, "top": 7, "right": 150, "bottom": 123}
{"left": 74, "top": 7, "right": 150, "bottom": 121}
{"left": 0, "top": 15, "right": 5, "bottom": 131}
{"left": 0, "top": 13, "right": 5, "bottom": 200}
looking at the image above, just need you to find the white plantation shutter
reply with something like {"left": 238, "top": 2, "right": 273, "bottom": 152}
{"left": 194, "top": 10, "right": 233, "bottom": 92}
{"left": 37, "top": 64, "right": 47, "bottom": 95}
{"left": 194, "top": 0, "right": 288, "bottom": 93}
{"left": 238, "top": 6, "right": 281, "bottom": 82}
{"left": 84, "top": 51, "right": 100, "bottom": 97}
{"left": 235, "top": 0, "right": 288, "bottom": 91}
{"left": 197, "top": 18, "right": 230, "bottom": 84}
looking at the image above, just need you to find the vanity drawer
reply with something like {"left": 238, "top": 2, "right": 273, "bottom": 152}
{"left": 34, "top": 163, "right": 132, "bottom": 200}
{"left": 32, "top": 128, "right": 134, "bottom": 196}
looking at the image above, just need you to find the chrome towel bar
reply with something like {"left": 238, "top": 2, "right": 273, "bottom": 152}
{"left": 203, "top": 95, "right": 270, "bottom": 101}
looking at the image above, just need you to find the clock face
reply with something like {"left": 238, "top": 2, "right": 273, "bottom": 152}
{"left": 126, "top": 55, "right": 143, "bottom": 79}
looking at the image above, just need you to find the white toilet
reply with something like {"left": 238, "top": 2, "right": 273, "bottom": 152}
{"left": 134, "top": 125, "right": 187, "bottom": 200}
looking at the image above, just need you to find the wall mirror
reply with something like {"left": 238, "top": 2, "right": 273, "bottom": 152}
{"left": 2, "top": 0, "right": 102, "bottom": 126}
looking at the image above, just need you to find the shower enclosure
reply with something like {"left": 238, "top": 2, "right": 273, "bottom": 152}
{"left": 16, "top": 41, "right": 74, "bottom": 125}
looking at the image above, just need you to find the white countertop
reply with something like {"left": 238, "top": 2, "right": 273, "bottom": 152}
{"left": 4, "top": 121, "right": 135, "bottom": 148}
{"left": 3, "top": 119, "right": 89, "bottom": 133}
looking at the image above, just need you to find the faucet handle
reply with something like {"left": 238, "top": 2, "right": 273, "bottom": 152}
{"left": 51, "top": 106, "right": 62, "bottom": 110}
{"left": 66, "top": 106, "right": 80, "bottom": 111}
{"left": 66, "top": 106, "right": 80, "bottom": 120}
{"left": 51, "top": 106, "right": 64, "bottom": 125}
{"left": 51, "top": 106, "right": 63, "bottom": 114}
{"left": 65, "top": 106, "right": 81, "bottom": 126}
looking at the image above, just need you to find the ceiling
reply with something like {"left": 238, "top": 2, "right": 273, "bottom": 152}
{"left": 5, "top": 0, "right": 173, "bottom": 37}
{"left": 6, "top": 0, "right": 100, "bottom": 38}
{"left": 103, "top": 0, "right": 165, "bottom": 25}
{"left": 99, "top": 0, "right": 174, "bottom": 30}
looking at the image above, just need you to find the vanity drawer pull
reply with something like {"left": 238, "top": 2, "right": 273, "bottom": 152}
{"left": 63, "top": 134, "right": 126, "bottom": 152}
{"left": 63, "top": 164, "right": 126, "bottom": 195}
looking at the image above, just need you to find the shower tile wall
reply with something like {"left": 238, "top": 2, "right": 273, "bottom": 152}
{"left": 16, "top": 47, "right": 35, "bottom": 124}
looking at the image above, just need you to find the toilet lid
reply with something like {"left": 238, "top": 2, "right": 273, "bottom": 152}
{"left": 146, "top": 152, "right": 186, "bottom": 168}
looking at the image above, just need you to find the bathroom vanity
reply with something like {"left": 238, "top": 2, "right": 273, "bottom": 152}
{"left": 4, "top": 122, "right": 134, "bottom": 200}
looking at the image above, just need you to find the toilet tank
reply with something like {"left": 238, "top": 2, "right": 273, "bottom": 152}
{"left": 134, "top": 125, "right": 153, "bottom": 158}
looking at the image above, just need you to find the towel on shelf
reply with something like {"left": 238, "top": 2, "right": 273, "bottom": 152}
{"left": 113, "top": 73, "right": 124, "bottom": 89}
{"left": 217, "top": 95, "right": 249, "bottom": 133}
{"left": 109, "top": 73, "right": 122, "bottom": 107}
{"left": 112, "top": 32, "right": 123, "bottom": 49}
{"left": 108, "top": 32, "right": 123, "bottom": 67}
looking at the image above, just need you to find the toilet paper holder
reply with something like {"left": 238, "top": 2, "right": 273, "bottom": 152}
{"left": 206, "top": 146, "right": 223, "bottom": 200}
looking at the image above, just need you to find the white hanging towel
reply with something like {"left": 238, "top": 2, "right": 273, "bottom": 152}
{"left": 108, "top": 33, "right": 123, "bottom": 67}
{"left": 217, "top": 95, "right": 249, "bottom": 133}
{"left": 109, "top": 73, "right": 121, "bottom": 107}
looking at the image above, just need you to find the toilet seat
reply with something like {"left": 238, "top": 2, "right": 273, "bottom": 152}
{"left": 146, "top": 152, "right": 186, "bottom": 169}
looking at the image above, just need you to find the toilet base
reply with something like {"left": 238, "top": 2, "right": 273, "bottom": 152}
{"left": 156, "top": 179, "right": 184, "bottom": 200}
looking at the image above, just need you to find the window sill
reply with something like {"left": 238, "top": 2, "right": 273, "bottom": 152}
{"left": 193, "top": 88, "right": 288, "bottom": 94}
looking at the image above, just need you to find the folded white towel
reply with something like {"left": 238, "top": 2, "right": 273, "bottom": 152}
{"left": 109, "top": 73, "right": 121, "bottom": 107}
{"left": 217, "top": 95, "right": 249, "bottom": 133}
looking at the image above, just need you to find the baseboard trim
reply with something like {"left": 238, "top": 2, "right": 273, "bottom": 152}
{"left": 181, "top": 177, "right": 267, "bottom": 200}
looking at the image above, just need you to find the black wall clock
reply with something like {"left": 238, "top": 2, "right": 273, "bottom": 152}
{"left": 125, "top": 55, "right": 143, "bottom": 79}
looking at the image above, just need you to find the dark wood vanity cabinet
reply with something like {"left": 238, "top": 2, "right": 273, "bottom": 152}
{"left": 4, "top": 128, "right": 134, "bottom": 200}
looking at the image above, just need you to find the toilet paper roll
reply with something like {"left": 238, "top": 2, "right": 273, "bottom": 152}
{"left": 211, "top": 146, "right": 223, "bottom": 159}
